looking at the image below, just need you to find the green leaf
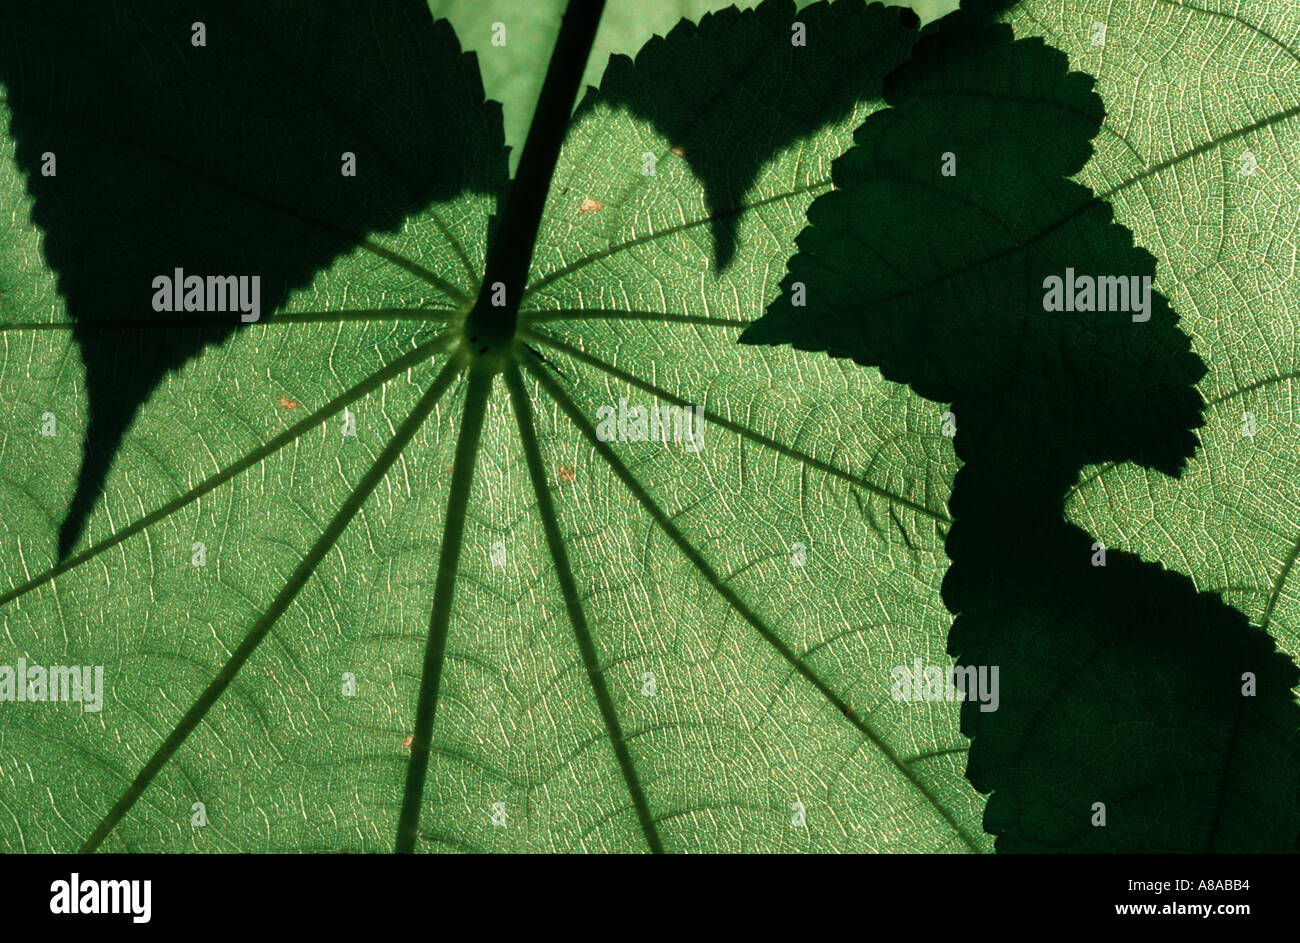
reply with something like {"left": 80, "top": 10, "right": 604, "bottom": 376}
{"left": 0, "top": 0, "right": 997, "bottom": 853}
{"left": 745, "top": 5, "right": 1300, "bottom": 850}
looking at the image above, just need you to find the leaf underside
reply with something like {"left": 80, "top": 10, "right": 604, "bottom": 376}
{"left": 0, "top": 0, "right": 1298, "bottom": 854}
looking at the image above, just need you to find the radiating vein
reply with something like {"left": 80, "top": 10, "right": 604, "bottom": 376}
{"left": 904, "top": 745, "right": 971, "bottom": 765}
{"left": 0, "top": 309, "right": 456, "bottom": 332}
{"left": 1152, "top": 0, "right": 1300, "bottom": 70}
{"left": 1259, "top": 529, "right": 1300, "bottom": 634}
{"left": 0, "top": 332, "right": 452, "bottom": 607}
{"left": 522, "top": 351, "right": 983, "bottom": 854}
{"left": 525, "top": 328, "right": 950, "bottom": 523}
{"left": 359, "top": 237, "right": 473, "bottom": 304}
{"left": 504, "top": 364, "right": 664, "bottom": 853}
{"left": 1205, "top": 373, "right": 1300, "bottom": 408}
{"left": 520, "top": 179, "right": 831, "bottom": 302}
{"left": 524, "top": 308, "right": 753, "bottom": 328}
{"left": 80, "top": 356, "right": 462, "bottom": 852}
{"left": 1098, "top": 101, "right": 1300, "bottom": 203}
{"left": 395, "top": 364, "right": 493, "bottom": 853}
{"left": 428, "top": 210, "right": 478, "bottom": 285}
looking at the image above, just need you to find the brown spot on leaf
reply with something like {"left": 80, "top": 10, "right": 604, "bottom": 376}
{"left": 277, "top": 395, "right": 299, "bottom": 409}
{"left": 558, "top": 465, "right": 575, "bottom": 483}
{"left": 670, "top": 146, "right": 687, "bottom": 157}
{"left": 578, "top": 197, "right": 603, "bottom": 215}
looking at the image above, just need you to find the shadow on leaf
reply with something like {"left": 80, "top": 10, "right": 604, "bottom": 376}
{"left": 0, "top": 0, "right": 506, "bottom": 557}
{"left": 581, "top": 0, "right": 921, "bottom": 271}
{"left": 743, "top": 8, "right": 1300, "bottom": 850}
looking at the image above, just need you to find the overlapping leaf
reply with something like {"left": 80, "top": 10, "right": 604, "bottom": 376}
{"left": 746, "top": 2, "right": 1300, "bottom": 850}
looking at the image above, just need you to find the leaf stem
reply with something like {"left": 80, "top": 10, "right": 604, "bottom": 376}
{"left": 395, "top": 0, "right": 606, "bottom": 850}
{"left": 464, "top": 0, "right": 606, "bottom": 351}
